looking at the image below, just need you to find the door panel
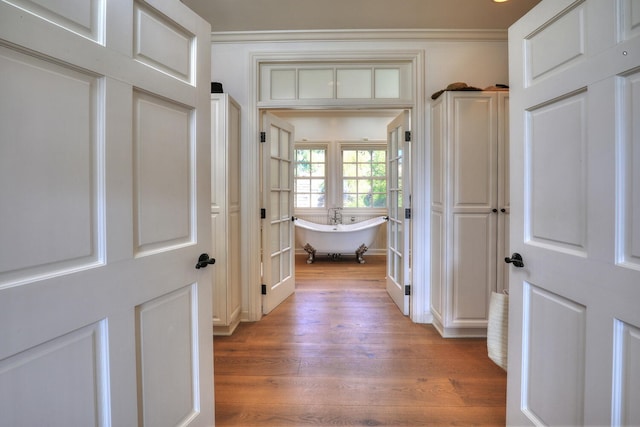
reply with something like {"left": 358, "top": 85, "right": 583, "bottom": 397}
{"left": 386, "top": 111, "right": 410, "bottom": 315}
{"left": 522, "top": 284, "right": 586, "bottom": 426}
{"left": 262, "top": 113, "right": 296, "bottom": 314}
{"left": 452, "top": 213, "right": 495, "bottom": 323}
{"left": 0, "top": 1, "right": 213, "bottom": 425}
{"left": 528, "top": 92, "right": 587, "bottom": 252}
{"left": 613, "top": 319, "right": 640, "bottom": 425}
{"left": 507, "top": 1, "right": 640, "bottom": 425}
{"left": 134, "top": 91, "right": 193, "bottom": 253}
{"left": 0, "top": 46, "right": 100, "bottom": 283}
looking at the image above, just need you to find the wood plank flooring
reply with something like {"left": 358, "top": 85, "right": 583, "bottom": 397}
{"left": 213, "top": 255, "right": 507, "bottom": 426}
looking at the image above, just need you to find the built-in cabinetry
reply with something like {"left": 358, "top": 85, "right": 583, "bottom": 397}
{"left": 430, "top": 91, "right": 509, "bottom": 338}
{"left": 211, "top": 93, "right": 242, "bottom": 335}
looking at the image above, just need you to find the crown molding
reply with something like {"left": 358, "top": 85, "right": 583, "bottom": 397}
{"left": 210, "top": 29, "right": 508, "bottom": 43}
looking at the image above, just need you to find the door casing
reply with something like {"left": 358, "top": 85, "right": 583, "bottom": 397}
{"left": 245, "top": 50, "right": 428, "bottom": 323}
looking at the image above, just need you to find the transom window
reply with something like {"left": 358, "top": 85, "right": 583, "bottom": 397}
{"left": 342, "top": 148, "right": 387, "bottom": 208}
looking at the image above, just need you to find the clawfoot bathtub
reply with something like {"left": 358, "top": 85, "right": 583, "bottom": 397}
{"left": 293, "top": 216, "right": 388, "bottom": 264}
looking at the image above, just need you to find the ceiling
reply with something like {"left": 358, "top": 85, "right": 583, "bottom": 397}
{"left": 182, "top": 0, "right": 542, "bottom": 32}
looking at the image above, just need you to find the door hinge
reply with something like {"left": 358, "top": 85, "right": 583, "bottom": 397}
{"left": 405, "top": 208, "right": 411, "bottom": 219}
{"left": 261, "top": 208, "right": 266, "bottom": 219}
{"left": 405, "top": 285, "right": 411, "bottom": 296}
{"left": 261, "top": 284, "right": 267, "bottom": 295}
{"left": 260, "top": 132, "right": 266, "bottom": 143}
{"left": 405, "top": 131, "right": 411, "bottom": 142}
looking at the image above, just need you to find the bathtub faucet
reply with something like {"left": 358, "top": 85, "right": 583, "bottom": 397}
{"left": 328, "top": 207, "right": 343, "bottom": 225}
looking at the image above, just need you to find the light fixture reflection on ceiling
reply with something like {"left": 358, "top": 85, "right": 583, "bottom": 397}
{"left": 493, "top": 0, "right": 509, "bottom": 3}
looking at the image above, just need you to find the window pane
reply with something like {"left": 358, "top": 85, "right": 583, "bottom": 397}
{"left": 311, "top": 149, "right": 325, "bottom": 162}
{"left": 372, "top": 150, "right": 386, "bottom": 162}
{"left": 343, "top": 179, "right": 357, "bottom": 193}
{"left": 372, "top": 194, "right": 386, "bottom": 208}
{"left": 343, "top": 193, "right": 356, "bottom": 207}
{"left": 343, "top": 150, "right": 357, "bottom": 162}
{"left": 336, "top": 69, "right": 372, "bottom": 98}
{"left": 299, "top": 69, "right": 333, "bottom": 99}
{"left": 374, "top": 68, "right": 400, "bottom": 99}
{"left": 372, "top": 179, "right": 386, "bottom": 193}
{"left": 295, "top": 178, "right": 309, "bottom": 193}
{"left": 296, "top": 150, "right": 310, "bottom": 164}
{"left": 343, "top": 163, "right": 356, "bottom": 177}
{"left": 372, "top": 162, "right": 386, "bottom": 176}
{"left": 310, "top": 179, "right": 324, "bottom": 192}
{"left": 358, "top": 164, "right": 371, "bottom": 177}
{"left": 310, "top": 194, "right": 324, "bottom": 207}
{"left": 311, "top": 163, "right": 325, "bottom": 177}
{"left": 296, "top": 194, "right": 310, "bottom": 207}
{"left": 358, "top": 179, "right": 372, "bottom": 194}
{"left": 358, "top": 150, "right": 371, "bottom": 162}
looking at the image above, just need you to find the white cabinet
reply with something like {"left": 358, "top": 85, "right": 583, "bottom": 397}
{"left": 430, "top": 91, "right": 509, "bottom": 337}
{"left": 211, "top": 93, "right": 242, "bottom": 335}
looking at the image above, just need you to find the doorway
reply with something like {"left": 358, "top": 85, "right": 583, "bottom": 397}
{"left": 243, "top": 51, "right": 428, "bottom": 324}
{"left": 260, "top": 108, "right": 411, "bottom": 316}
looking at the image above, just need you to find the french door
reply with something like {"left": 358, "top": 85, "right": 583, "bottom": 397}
{"left": 386, "top": 111, "right": 411, "bottom": 315}
{"left": 261, "top": 112, "right": 296, "bottom": 314}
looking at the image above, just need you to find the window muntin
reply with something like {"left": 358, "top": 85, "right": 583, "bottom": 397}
{"left": 294, "top": 147, "right": 326, "bottom": 208}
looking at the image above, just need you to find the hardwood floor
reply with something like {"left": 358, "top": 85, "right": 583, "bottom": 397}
{"left": 214, "top": 255, "right": 507, "bottom": 426}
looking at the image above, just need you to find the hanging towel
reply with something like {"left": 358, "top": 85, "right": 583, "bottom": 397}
{"left": 487, "top": 291, "right": 509, "bottom": 371}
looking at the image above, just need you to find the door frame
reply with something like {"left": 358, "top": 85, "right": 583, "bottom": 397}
{"left": 244, "top": 50, "right": 429, "bottom": 323}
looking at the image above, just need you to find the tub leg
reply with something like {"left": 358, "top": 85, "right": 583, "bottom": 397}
{"left": 355, "top": 244, "right": 369, "bottom": 264}
{"left": 303, "top": 243, "right": 316, "bottom": 264}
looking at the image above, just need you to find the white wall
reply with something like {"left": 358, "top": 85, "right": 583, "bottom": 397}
{"left": 274, "top": 110, "right": 399, "bottom": 142}
{"left": 211, "top": 34, "right": 509, "bottom": 107}
{"left": 209, "top": 31, "right": 509, "bottom": 323}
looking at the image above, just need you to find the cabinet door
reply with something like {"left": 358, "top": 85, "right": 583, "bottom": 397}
{"left": 497, "top": 93, "right": 510, "bottom": 293}
{"left": 227, "top": 98, "right": 242, "bottom": 329}
{"left": 451, "top": 213, "right": 497, "bottom": 326}
{"left": 448, "top": 93, "right": 498, "bottom": 327}
{"left": 429, "top": 98, "right": 446, "bottom": 322}
{"left": 211, "top": 94, "right": 228, "bottom": 327}
{"left": 211, "top": 94, "right": 242, "bottom": 334}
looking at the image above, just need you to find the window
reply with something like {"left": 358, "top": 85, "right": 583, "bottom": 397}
{"left": 342, "top": 147, "right": 386, "bottom": 208}
{"left": 294, "top": 143, "right": 387, "bottom": 210}
{"left": 294, "top": 147, "right": 326, "bottom": 208}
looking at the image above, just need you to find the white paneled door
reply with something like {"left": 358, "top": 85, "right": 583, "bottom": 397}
{"left": 386, "top": 111, "right": 411, "bottom": 315}
{"left": 0, "top": 1, "right": 214, "bottom": 426}
{"left": 261, "top": 112, "right": 296, "bottom": 314}
{"left": 507, "top": 1, "right": 640, "bottom": 425}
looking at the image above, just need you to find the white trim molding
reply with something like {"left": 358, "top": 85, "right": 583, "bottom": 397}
{"left": 211, "top": 29, "right": 508, "bottom": 44}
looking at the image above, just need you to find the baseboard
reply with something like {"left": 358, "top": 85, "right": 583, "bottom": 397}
{"left": 432, "top": 317, "right": 487, "bottom": 338}
{"left": 213, "top": 317, "right": 241, "bottom": 336}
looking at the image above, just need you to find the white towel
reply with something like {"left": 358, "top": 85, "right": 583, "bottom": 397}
{"left": 487, "top": 291, "right": 509, "bottom": 371}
